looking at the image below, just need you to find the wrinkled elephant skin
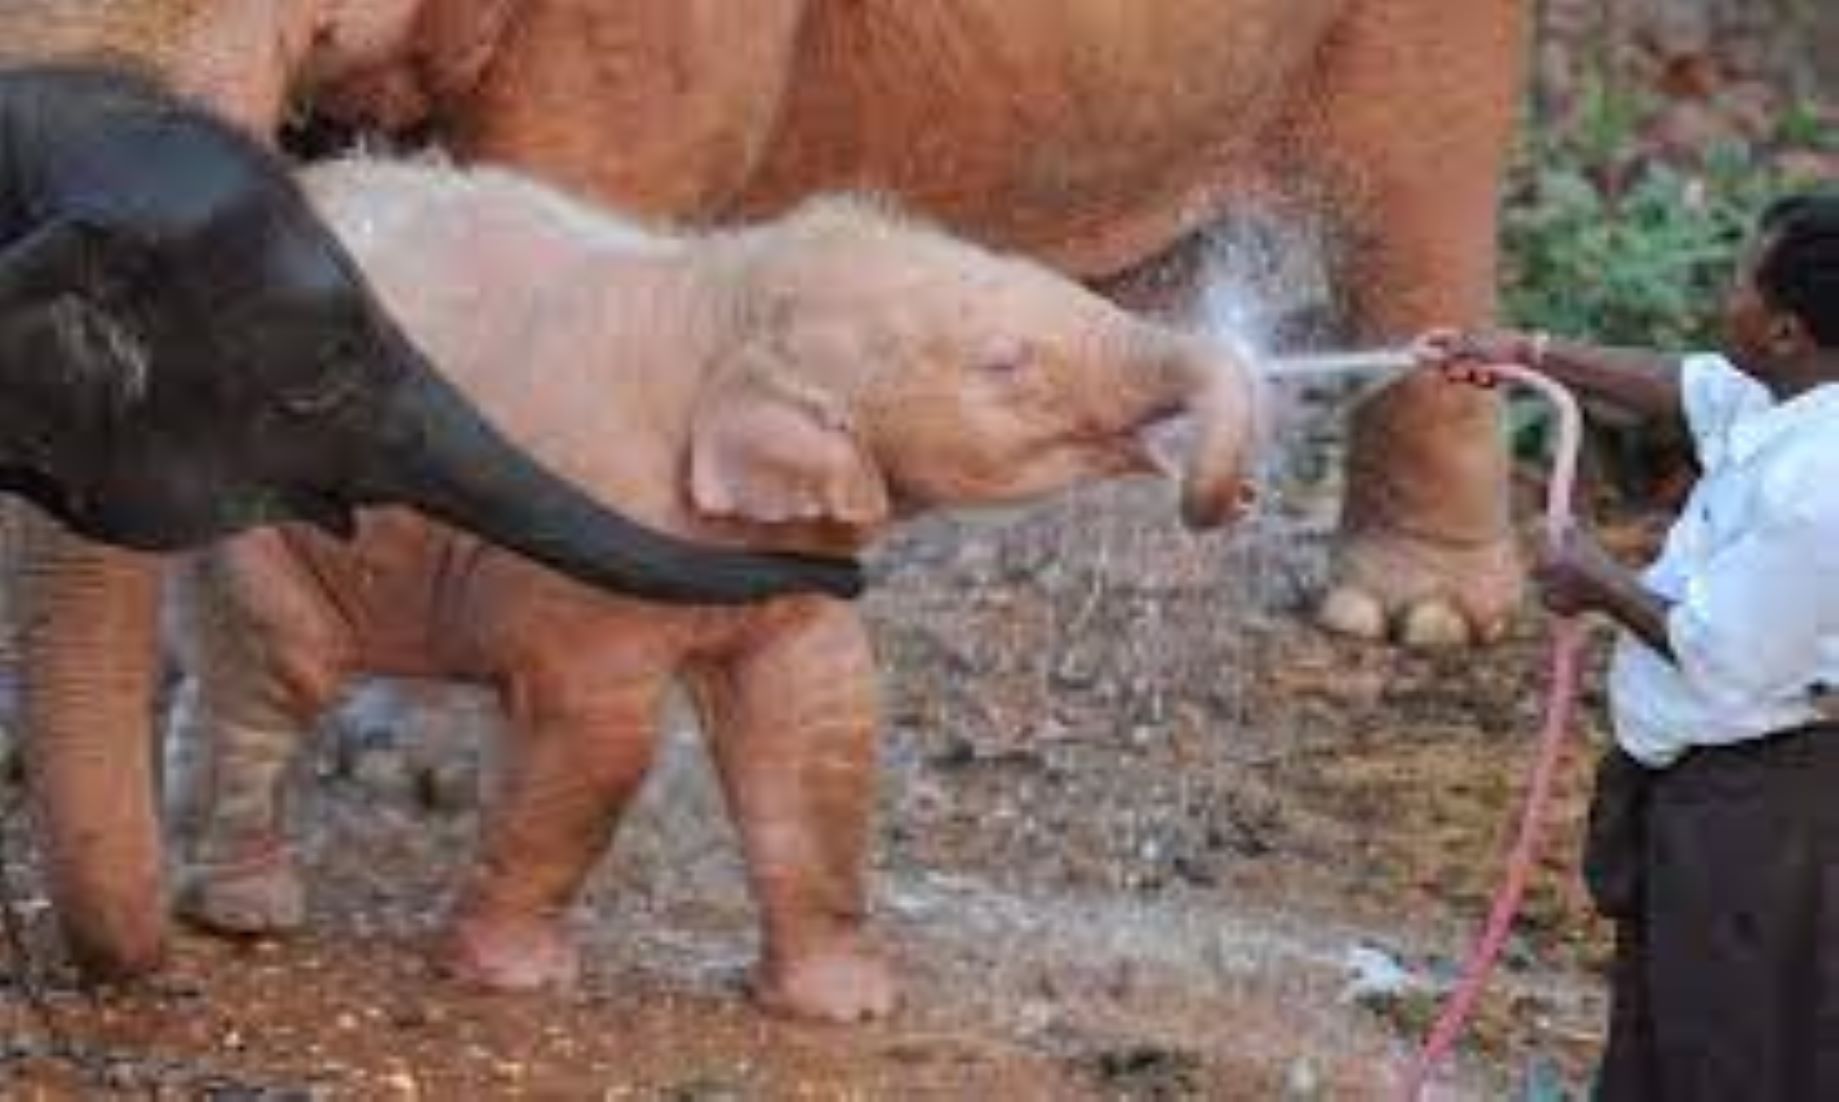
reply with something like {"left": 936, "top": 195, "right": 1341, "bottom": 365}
{"left": 166, "top": 160, "right": 1259, "bottom": 1021}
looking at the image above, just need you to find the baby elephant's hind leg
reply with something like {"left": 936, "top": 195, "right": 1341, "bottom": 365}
{"left": 171, "top": 665, "right": 327, "bottom": 937}
{"left": 692, "top": 602, "right": 890, "bottom": 1023}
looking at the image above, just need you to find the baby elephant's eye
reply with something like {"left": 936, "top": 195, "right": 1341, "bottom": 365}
{"left": 975, "top": 336, "right": 1032, "bottom": 378}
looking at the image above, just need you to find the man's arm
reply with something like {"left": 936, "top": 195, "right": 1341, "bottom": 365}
{"left": 1536, "top": 528, "right": 1674, "bottom": 657}
{"left": 1417, "top": 329, "right": 1684, "bottom": 426}
{"left": 1547, "top": 513, "right": 1839, "bottom": 706}
{"left": 1537, "top": 337, "right": 1683, "bottom": 424}
{"left": 1578, "top": 562, "right": 1674, "bottom": 658}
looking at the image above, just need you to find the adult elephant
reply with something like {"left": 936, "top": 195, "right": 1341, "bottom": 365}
{"left": 4, "top": 0, "right": 1524, "bottom": 979}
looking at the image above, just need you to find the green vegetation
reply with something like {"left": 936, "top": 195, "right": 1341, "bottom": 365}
{"left": 1497, "top": 78, "right": 1833, "bottom": 478}
{"left": 1501, "top": 80, "right": 1831, "bottom": 350}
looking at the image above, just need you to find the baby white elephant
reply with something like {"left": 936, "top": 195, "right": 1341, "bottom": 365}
{"left": 166, "top": 158, "right": 1258, "bottom": 1021}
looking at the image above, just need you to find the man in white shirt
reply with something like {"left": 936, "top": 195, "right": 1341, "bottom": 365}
{"left": 1419, "top": 191, "right": 1839, "bottom": 1101}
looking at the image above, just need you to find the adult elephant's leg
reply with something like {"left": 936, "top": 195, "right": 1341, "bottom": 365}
{"left": 691, "top": 599, "right": 889, "bottom": 1023}
{"left": 1302, "top": 0, "right": 1528, "bottom": 647}
{"left": 15, "top": 515, "right": 167, "bottom": 978}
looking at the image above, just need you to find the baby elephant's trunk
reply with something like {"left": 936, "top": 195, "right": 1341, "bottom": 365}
{"left": 1162, "top": 335, "right": 1262, "bottom": 530}
{"left": 354, "top": 360, "right": 863, "bottom": 603}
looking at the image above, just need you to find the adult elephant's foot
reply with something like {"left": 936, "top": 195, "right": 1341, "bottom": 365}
{"left": 1325, "top": 371, "right": 1522, "bottom": 648}
{"left": 753, "top": 934, "right": 897, "bottom": 1023}
{"left": 1316, "top": 525, "right": 1522, "bottom": 648}
{"left": 176, "top": 848, "right": 306, "bottom": 936}
{"left": 440, "top": 911, "right": 580, "bottom": 991}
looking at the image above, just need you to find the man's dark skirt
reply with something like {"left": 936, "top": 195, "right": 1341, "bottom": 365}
{"left": 1587, "top": 723, "right": 1839, "bottom": 1100}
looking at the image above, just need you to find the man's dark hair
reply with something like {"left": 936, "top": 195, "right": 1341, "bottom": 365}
{"left": 1757, "top": 192, "right": 1839, "bottom": 348}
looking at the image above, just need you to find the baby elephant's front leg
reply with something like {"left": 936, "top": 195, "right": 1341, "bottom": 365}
{"left": 442, "top": 674, "right": 661, "bottom": 991}
{"left": 693, "top": 601, "right": 890, "bottom": 1022}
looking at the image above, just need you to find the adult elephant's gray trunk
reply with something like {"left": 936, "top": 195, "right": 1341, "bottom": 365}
{"left": 1157, "top": 334, "right": 1263, "bottom": 530}
{"left": 357, "top": 365, "right": 863, "bottom": 603}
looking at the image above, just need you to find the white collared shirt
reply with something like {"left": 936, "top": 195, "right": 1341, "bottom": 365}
{"left": 1609, "top": 353, "right": 1839, "bottom": 766}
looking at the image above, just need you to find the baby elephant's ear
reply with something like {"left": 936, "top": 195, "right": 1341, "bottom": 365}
{"left": 688, "top": 349, "right": 890, "bottom": 529}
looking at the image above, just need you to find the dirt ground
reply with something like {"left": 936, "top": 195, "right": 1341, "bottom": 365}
{"left": 0, "top": 380, "right": 1643, "bottom": 1100}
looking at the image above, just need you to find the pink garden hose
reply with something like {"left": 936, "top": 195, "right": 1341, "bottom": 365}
{"left": 1397, "top": 362, "right": 1587, "bottom": 1098}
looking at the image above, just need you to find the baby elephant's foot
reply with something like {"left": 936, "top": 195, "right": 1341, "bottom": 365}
{"left": 441, "top": 912, "right": 580, "bottom": 991}
{"left": 754, "top": 937, "right": 897, "bottom": 1023}
{"left": 176, "top": 849, "right": 306, "bottom": 936}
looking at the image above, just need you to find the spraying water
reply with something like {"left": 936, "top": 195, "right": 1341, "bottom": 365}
{"left": 1172, "top": 218, "right": 1340, "bottom": 733}
{"left": 1262, "top": 348, "right": 1416, "bottom": 381}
